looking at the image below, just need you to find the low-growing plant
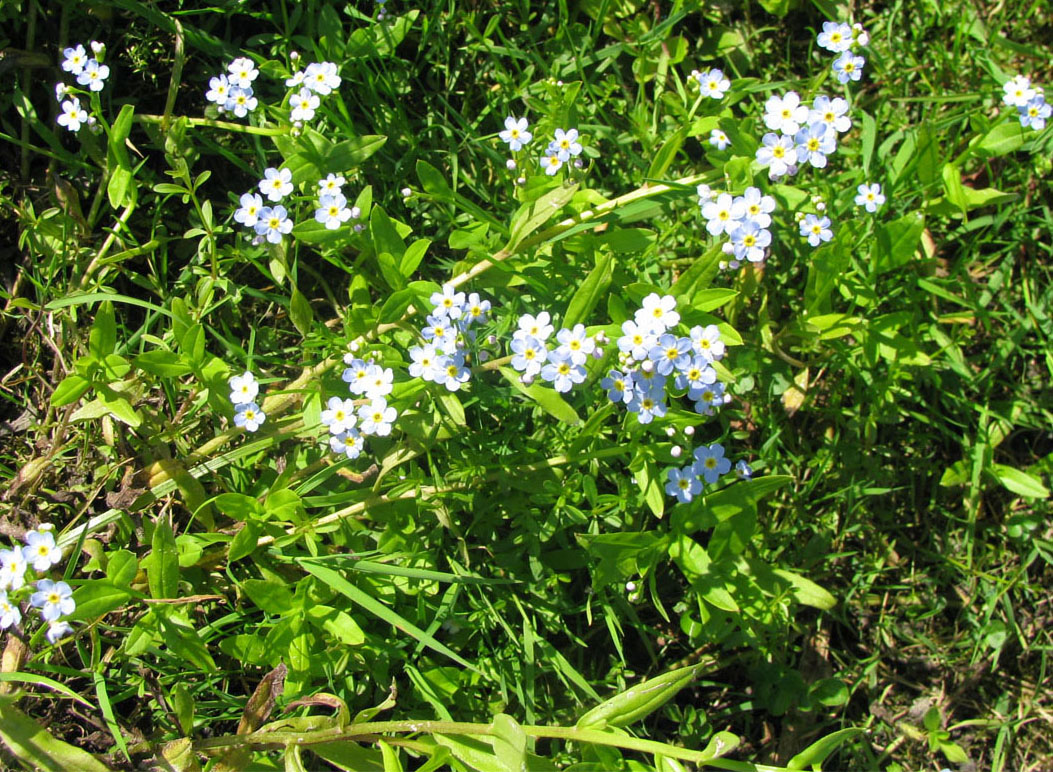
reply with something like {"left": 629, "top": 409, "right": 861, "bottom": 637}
{"left": 1, "top": 1, "right": 1050, "bottom": 770}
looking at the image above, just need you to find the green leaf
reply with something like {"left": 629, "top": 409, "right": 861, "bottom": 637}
{"left": 214, "top": 493, "right": 263, "bottom": 521}
{"left": 860, "top": 110, "right": 877, "bottom": 176}
{"left": 305, "top": 605, "right": 365, "bottom": 645}
{"left": 498, "top": 367, "right": 580, "bottom": 425}
{"left": 0, "top": 673, "right": 92, "bottom": 708}
{"left": 506, "top": 184, "right": 579, "bottom": 251}
{"left": 671, "top": 243, "right": 722, "bottom": 300}
{"left": 772, "top": 569, "right": 836, "bottom": 610}
{"left": 576, "top": 664, "right": 702, "bottom": 729}
{"left": 975, "top": 121, "right": 1025, "bottom": 158}
{"left": 647, "top": 127, "right": 686, "bottom": 179}
{"left": 991, "top": 464, "right": 1050, "bottom": 499}
{"left": 51, "top": 374, "right": 92, "bottom": 406}
{"left": 106, "top": 550, "right": 138, "bottom": 587}
{"left": 563, "top": 252, "right": 612, "bottom": 328}
{"left": 491, "top": 714, "right": 527, "bottom": 772}
{"left": 69, "top": 582, "right": 132, "bottom": 621}
{"left": 941, "top": 163, "right": 968, "bottom": 217}
{"left": 241, "top": 578, "right": 295, "bottom": 615}
{"left": 0, "top": 698, "right": 113, "bottom": 772}
{"left": 370, "top": 206, "right": 407, "bottom": 263}
{"left": 594, "top": 228, "right": 655, "bottom": 254}
{"left": 690, "top": 288, "right": 738, "bottom": 313}
{"left": 229, "top": 521, "right": 262, "bottom": 563}
{"left": 89, "top": 300, "right": 117, "bottom": 358}
{"left": 135, "top": 350, "right": 192, "bottom": 377}
{"left": 399, "top": 238, "right": 431, "bottom": 278}
{"left": 299, "top": 560, "right": 479, "bottom": 672}
{"left": 787, "top": 728, "right": 865, "bottom": 770}
{"left": 147, "top": 517, "right": 179, "bottom": 599}
{"left": 416, "top": 160, "right": 453, "bottom": 201}
{"left": 97, "top": 387, "right": 142, "bottom": 428}
{"left": 873, "top": 211, "right": 925, "bottom": 275}
{"left": 289, "top": 287, "right": 314, "bottom": 337}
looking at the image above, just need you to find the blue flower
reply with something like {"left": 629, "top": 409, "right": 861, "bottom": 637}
{"left": 832, "top": 51, "right": 865, "bottom": 84}
{"left": 692, "top": 443, "right": 731, "bottom": 483}
{"left": 540, "top": 350, "right": 586, "bottom": 393}
{"left": 666, "top": 466, "right": 702, "bottom": 503}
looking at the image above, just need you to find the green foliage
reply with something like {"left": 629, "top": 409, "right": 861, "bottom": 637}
{"left": 1, "top": 0, "right": 1051, "bottom": 771}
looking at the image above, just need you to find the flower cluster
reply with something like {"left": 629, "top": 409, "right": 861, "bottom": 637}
{"left": 407, "top": 285, "right": 492, "bottom": 392}
{"left": 815, "top": 21, "right": 869, "bottom": 84}
{"left": 229, "top": 371, "right": 266, "bottom": 432}
{"left": 665, "top": 444, "right": 753, "bottom": 503}
{"left": 541, "top": 128, "right": 585, "bottom": 175}
{"left": 509, "top": 312, "right": 601, "bottom": 394}
{"left": 602, "top": 294, "right": 728, "bottom": 424}
{"left": 1002, "top": 75, "right": 1050, "bottom": 131}
{"left": 326, "top": 356, "right": 397, "bottom": 458}
{"left": 314, "top": 174, "right": 361, "bottom": 231}
{"left": 690, "top": 67, "right": 732, "bottom": 100}
{"left": 205, "top": 57, "right": 260, "bottom": 118}
{"left": 1, "top": 524, "right": 76, "bottom": 643}
{"left": 697, "top": 185, "right": 776, "bottom": 269}
{"left": 55, "top": 41, "right": 109, "bottom": 133}
{"left": 285, "top": 61, "right": 342, "bottom": 124}
{"left": 756, "top": 92, "right": 852, "bottom": 180}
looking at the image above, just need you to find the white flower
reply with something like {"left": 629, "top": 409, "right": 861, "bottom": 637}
{"left": 234, "top": 402, "right": 266, "bottom": 432}
{"left": 363, "top": 365, "right": 394, "bottom": 400}
{"left": 358, "top": 398, "right": 397, "bottom": 436}
{"left": 800, "top": 213, "right": 833, "bottom": 246}
{"left": 709, "top": 129, "right": 730, "bottom": 150}
{"left": 499, "top": 117, "right": 532, "bottom": 151}
{"left": 512, "top": 312, "right": 551, "bottom": 343}
{"left": 290, "top": 87, "right": 320, "bottom": 122}
{"left": 755, "top": 133, "right": 798, "bottom": 179}
{"left": 728, "top": 221, "right": 771, "bottom": 263}
{"left": 809, "top": 95, "right": 852, "bottom": 134}
{"left": 259, "top": 167, "right": 294, "bottom": 202}
{"left": 318, "top": 173, "right": 345, "bottom": 194}
{"left": 46, "top": 620, "right": 74, "bottom": 644}
{"left": 764, "top": 91, "right": 809, "bottom": 135}
{"left": 55, "top": 82, "right": 69, "bottom": 102}
{"left": 701, "top": 192, "right": 745, "bottom": 236}
{"left": 234, "top": 193, "right": 264, "bottom": 228}
{"left": 794, "top": 122, "right": 836, "bottom": 168}
{"left": 62, "top": 44, "right": 88, "bottom": 75}
{"left": 635, "top": 293, "right": 680, "bottom": 333}
{"left": 1002, "top": 75, "right": 1037, "bottom": 107}
{"left": 315, "top": 192, "right": 353, "bottom": 230}
{"left": 736, "top": 187, "right": 776, "bottom": 229}
{"left": 30, "top": 579, "right": 76, "bottom": 622}
{"left": 57, "top": 98, "right": 88, "bottom": 132}
{"left": 816, "top": 21, "right": 853, "bottom": 53}
{"left": 541, "top": 152, "right": 564, "bottom": 176}
{"left": 690, "top": 324, "right": 725, "bottom": 362}
{"left": 228, "top": 371, "right": 259, "bottom": 404}
{"left": 550, "top": 128, "right": 583, "bottom": 161}
{"left": 254, "top": 206, "right": 293, "bottom": 244}
{"left": 304, "top": 61, "right": 341, "bottom": 95}
{"left": 696, "top": 184, "right": 714, "bottom": 205}
{"left": 329, "top": 429, "right": 364, "bottom": 459}
{"left": 23, "top": 530, "right": 63, "bottom": 572}
{"left": 408, "top": 344, "right": 443, "bottom": 382}
{"left": 854, "top": 183, "right": 885, "bottom": 212}
{"left": 0, "top": 592, "right": 21, "bottom": 629}
{"left": 430, "top": 284, "right": 466, "bottom": 319}
{"left": 832, "top": 51, "right": 865, "bottom": 84}
{"left": 227, "top": 57, "right": 259, "bottom": 89}
{"left": 321, "top": 397, "right": 358, "bottom": 435}
{"left": 555, "top": 324, "right": 595, "bottom": 366}
{"left": 225, "top": 86, "right": 258, "bottom": 118}
{"left": 696, "top": 67, "right": 731, "bottom": 99}
{"left": 76, "top": 59, "right": 110, "bottom": 92}
{"left": 206, "top": 74, "right": 232, "bottom": 106}
{"left": 285, "top": 70, "right": 305, "bottom": 88}
{"left": 0, "top": 548, "right": 27, "bottom": 592}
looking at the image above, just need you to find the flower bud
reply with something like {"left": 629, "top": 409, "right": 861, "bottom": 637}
{"left": 671, "top": 445, "right": 682, "bottom": 458}
{"left": 625, "top": 581, "right": 637, "bottom": 592}
{"left": 684, "top": 425, "right": 695, "bottom": 436}
{"left": 573, "top": 159, "right": 584, "bottom": 169}
{"left": 290, "top": 51, "right": 301, "bottom": 62}
{"left": 401, "top": 187, "right": 412, "bottom": 198}
{"left": 521, "top": 373, "right": 534, "bottom": 386}
{"left": 641, "top": 359, "right": 654, "bottom": 373}
{"left": 350, "top": 206, "right": 362, "bottom": 219}
{"left": 353, "top": 223, "right": 364, "bottom": 232}
{"left": 487, "top": 334, "right": 498, "bottom": 346}
{"left": 478, "top": 350, "right": 490, "bottom": 363}
{"left": 516, "top": 176, "right": 526, "bottom": 186}
{"left": 506, "top": 159, "right": 517, "bottom": 170}
{"left": 665, "top": 426, "right": 676, "bottom": 438}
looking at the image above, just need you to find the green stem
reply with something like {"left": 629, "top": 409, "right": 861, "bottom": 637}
{"left": 136, "top": 114, "right": 291, "bottom": 137}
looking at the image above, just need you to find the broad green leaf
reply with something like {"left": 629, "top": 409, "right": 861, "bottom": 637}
{"left": 135, "top": 350, "right": 193, "bottom": 377}
{"left": 975, "top": 121, "right": 1025, "bottom": 158}
{"left": 499, "top": 367, "right": 580, "bottom": 425}
{"left": 873, "top": 211, "right": 925, "bottom": 275}
{"left": 647, "top": 127, "right": 686, "bottom": 179}
{"left": 370, "top": 206, "right": 407, "bottom": 263}
{"left": 51, "top": 374, "right": 92, "bottom": 406}
{"left": 594, "top": 228, "right": 655, "bottom": 253}
{"left": 416, "top": 160, "right": 453, "bottom": 201}
{"left": 0, "top": 698, "right": 113, "bottom": 772}
{"left": 70, "top": 582, "right": 132, "bottom": 621}
{"left": 860, "top": 110, "right": 876, "bottom": 175}
{"left": 491, "top": 714, "right": 527, "bottom": 772}
{"left": 671, "top": 243, "right": 722, "bottom": 300}
{"left": 305, "top": 605, "right": 365, "bottom": 645}
{"left": 147, "top": 517, "right": 179, "bottom": 599}
{"left": 941, "top": 163, "right": 968, "bottom": 217}
{"left": 228, "top": 521, "right": 261, "bottom": 562}
{"left": 96, "top": 388, "right": 142, "bottom": 428}
{"left": 772, "top": 568, "right": 836, "bottom": 609}
{"left": 106, "top": 550, "right": 138, "bottom": 587}
{"left": 690, "top": 288, "right": 738, "bottom": 313}
{"left": 89, "top": 300, "right": 117, "bottom": 358}
{"left": 576, "top": 664, "right": 702, "bottom": 728}
{"left": 214, "top": 493, "right": 263, "bottom": 521}
{"left": 399, "top": 238, "right": 431, "bottom": 278}
{"left": 991, "top": 464, "right": 1050, "bottom": 499}
{"left": 289, "top": 287, "right": 314, "bottom": 336}
{"left": 506, "top": 183, "right": 579, "bottom": 251}
{"left": 564, "top": 252, "right": 612, "bottom": 328}
{"left": 241, "top": 578, "right": 296, "bottom": 616}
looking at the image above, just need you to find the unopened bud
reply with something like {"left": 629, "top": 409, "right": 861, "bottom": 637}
{"left": 353, "top": 223, "right": 364, "bottom": 232}
{"left": 671, "top": 445, "right": 682, "bottom": 458}
{"left": 478, "top": 350, "right": 490, "bottom": 362}
{"left": 665, "top": 427, "right": 676, "bottom": 438}
{"left": 684, "top": 425, "right": 695, "bottom": 436}
{"left": 401, "top": 187, "right": 412, "bottom": 198}
{"left": 516, "top": 176, "right": 526, "bottom": 186}
{"left": 487, "top": 334, "right": 498, "bottom": 346}
{"left": 350, "top": 206, "right": 362, "bottom": 219}
{"left": 641, "top": 360, "right": 654, "bottom": 373}
{"left": 290, "top": 51, "right": 301, "bottom": 62}
{"left": 625, "top": 581, "right": 637, "bottom": 592}
{"left": 573, "top": 158, "right": 584, "bottom": 169}
{"left": 506, "top": 159, "right": 517, "bottom": 170}
{"left": 522, "top": 373, "right": 534, "bottom": 385}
